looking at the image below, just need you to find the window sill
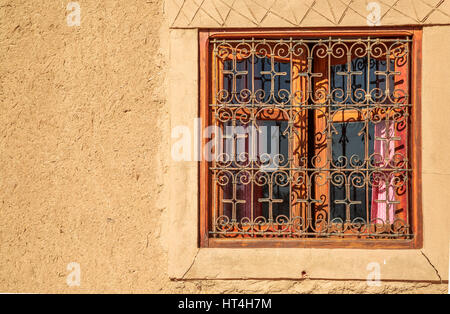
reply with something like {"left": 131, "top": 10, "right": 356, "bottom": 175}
{"left": 169, "top": 247, "right": 439, "bottom": 281}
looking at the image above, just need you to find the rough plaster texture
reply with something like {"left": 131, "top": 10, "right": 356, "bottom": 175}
{"left": 0, "top": 0, "right": 448, "bottom": 293}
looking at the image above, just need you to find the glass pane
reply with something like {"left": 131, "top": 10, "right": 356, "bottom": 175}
{"left": 330, "top": 57, "right": 396, "bottom": 107}
{"left": 330, "top": 122, "right": 374, "bottom": 221}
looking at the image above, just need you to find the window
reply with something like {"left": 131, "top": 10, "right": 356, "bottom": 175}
{"left": 199, "top": 30, "right": 422, "bottom": 249}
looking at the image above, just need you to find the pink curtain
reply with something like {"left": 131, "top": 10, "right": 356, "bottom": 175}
{"left": 370, "top": 121, "right": 404, "bottom": 222}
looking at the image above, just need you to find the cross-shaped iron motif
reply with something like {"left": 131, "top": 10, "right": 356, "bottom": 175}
{"left": 374, "top": 63, "right": 400, "bottom": 97}
{"left": 223, "top": 126, "right": 249, "bottom": 163}
{"left": 374, "top": 179, "right": 399, "bottom": 226}
{"left": 222, "top": 181, "right": 246, "bottom": 223}
{"left": 295, "top": 180, "right": 321, "bottom": 225}
{"left": 222, "top": 50, "right": 248, "bottom": 97}
{"left": 260, "top": 56, "right": 287, "bottom": 100}
{"left": 337, "top": 59, "right": 363, "bottom": 99}
{"left": 258, "top": 182, "right": 283, "bottom": 223}
{"left": 375, "top": 120, "right": 401, "bottom": 164}
{"left": 334, "top": 183, "right": 362, "bottom": 224}
{"left": 297, "top": 56, "right": 323, "bottom": 98}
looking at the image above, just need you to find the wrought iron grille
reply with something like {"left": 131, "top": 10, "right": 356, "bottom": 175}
{"left": 208, "top": 36, "right": 413, "bottom": 240}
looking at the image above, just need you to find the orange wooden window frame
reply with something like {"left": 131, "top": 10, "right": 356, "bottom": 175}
{"left": 199, "top": 28, "right": 423, "bottom": 249}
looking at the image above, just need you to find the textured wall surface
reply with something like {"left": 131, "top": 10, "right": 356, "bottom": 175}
{"left": 168, "top": 0, "right": 450, "bottom": 28}
{"left": 0, "top": 0, "right": 447, "bottom": 293}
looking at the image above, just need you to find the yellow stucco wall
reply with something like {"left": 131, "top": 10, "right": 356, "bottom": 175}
{"left": 0, "top": 0, "right": 448, "bottom": 293}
